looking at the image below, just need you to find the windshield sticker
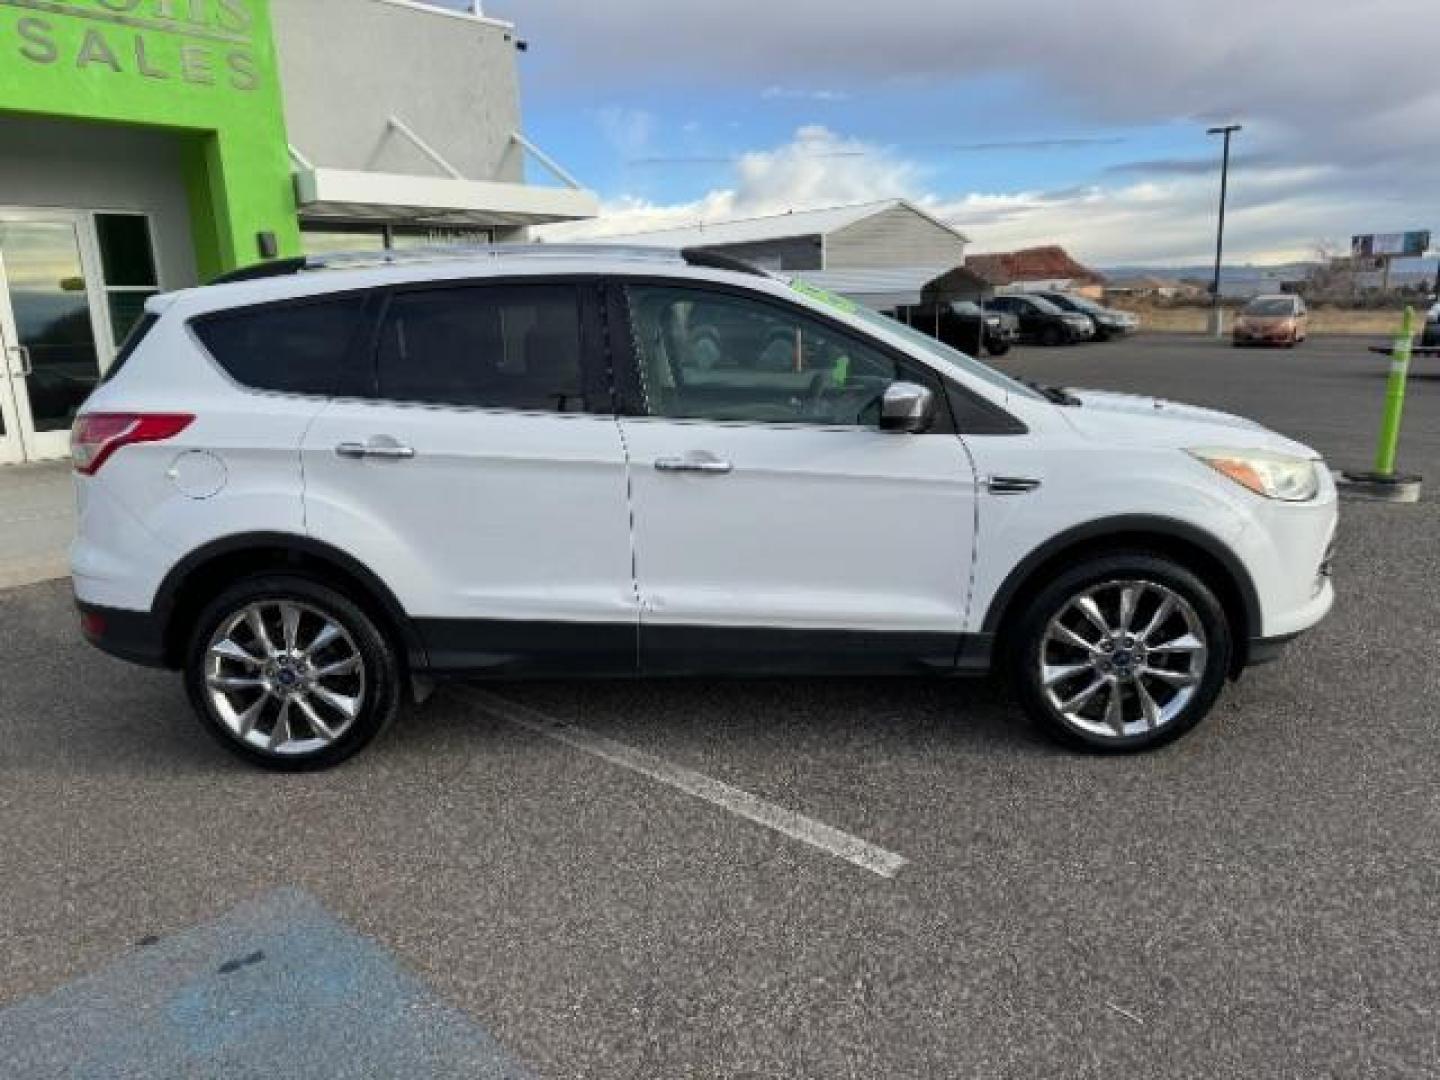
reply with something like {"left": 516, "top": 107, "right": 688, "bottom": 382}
{"left": 790, "top": 278, "right": 859, "bottom": 316}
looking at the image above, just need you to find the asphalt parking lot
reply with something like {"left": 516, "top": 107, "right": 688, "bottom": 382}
{"left": 2, "top": 333, "right": 1437, "bottom": 1078}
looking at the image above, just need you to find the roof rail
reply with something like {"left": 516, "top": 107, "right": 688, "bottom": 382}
{"left": 680, "top": 247, "right": 768, "bottom": 277}
{"left": 206, "top": 242, "right": 770, "bottom": 286}
{"left": 208, "top": 257, "right": 309, "bottom": 285}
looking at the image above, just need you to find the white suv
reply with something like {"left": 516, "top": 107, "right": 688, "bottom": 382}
{"left": 71, "top": 246, "right": 1337, "bottom": 770}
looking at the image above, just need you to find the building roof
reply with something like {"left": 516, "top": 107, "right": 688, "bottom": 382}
{"left": 966, "top": 246, "right": 1105, "bottom": 287}
{"left": 599, "top": 199, "right": 970, "bottom": 249}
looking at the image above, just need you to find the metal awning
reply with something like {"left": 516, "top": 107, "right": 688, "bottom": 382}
{"left": 294, "top": 167, "right": 599, "bottom": 229}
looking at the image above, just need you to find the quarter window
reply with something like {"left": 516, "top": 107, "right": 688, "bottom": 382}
{"left": 376, "top": 285, "right": 587, "bottom": 412}
{"left": 193, "top": 296, "right": 367, "bottom": 396}
{"left": 625, "top": 285, "right": 915, "bottom": 426}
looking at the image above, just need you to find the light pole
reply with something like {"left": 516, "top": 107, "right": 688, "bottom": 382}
{"left": 1207, "top": 124, "right": 1242, "bottom": 337}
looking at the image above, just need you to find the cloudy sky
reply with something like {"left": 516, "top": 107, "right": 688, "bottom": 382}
{"left": 441, "top": 0, "right": 1438, "bottom": 266}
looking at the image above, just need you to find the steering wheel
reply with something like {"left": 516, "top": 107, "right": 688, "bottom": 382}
{"left": 803, "top": 370, "right": 832, "bottom": 420}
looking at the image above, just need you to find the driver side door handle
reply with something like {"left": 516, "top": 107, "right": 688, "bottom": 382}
{"left": 986, "top": 475, "right": 1041, "bottom": 494}
{"left": 655, "top": 455, "right": 734, "bottom": 475}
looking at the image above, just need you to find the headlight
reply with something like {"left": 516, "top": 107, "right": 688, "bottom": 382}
{"left": 1189, "top": 447, "right": 1321, "bottom": 502}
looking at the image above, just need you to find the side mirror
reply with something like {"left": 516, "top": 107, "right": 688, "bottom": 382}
{"left": 879, "top": 381, "right": 936, "bottom": 434}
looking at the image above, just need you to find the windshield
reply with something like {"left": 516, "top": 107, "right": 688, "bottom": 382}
{"left": 787, "top": 278, "right": 1044, "bottom": 401}
{"left": 1244, "top": 298, "right": 1295, "bottom": 317}
{"left": 850, "top": 305, "right": 1045, "bottom": 401}
{"left": 1062, "top": 295, "right": 1106, "bottom": 315}
{"left": 1023, "top": 295, "right": 1065, "bottom": 315}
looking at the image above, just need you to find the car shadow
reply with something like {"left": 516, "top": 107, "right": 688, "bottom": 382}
{"left": 427, "top": 672, "right": 1058, "bottom": 764}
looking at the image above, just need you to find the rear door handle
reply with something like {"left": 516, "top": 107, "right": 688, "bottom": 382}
{"left": 655, "top": 455, "right": 733, "bottom": 475}
{"left": 336, "top": 440, "right": 416, "bottom": 461}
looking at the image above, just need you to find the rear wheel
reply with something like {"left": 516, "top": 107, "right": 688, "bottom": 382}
{"left": 1040, "top": 324, "right": 1065, "bottom": 347}
{"left": 986, "top": 340, "right": 1011, "bottom": 357}
{"left": 184, "top": 574, "right": 401, "bottom": 770}
{"left": 1009, "top": 554, "right": 1232, "bottom": 752}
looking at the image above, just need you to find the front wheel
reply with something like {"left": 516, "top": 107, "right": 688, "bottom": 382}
{"left": 184, "top": 574, "right": 402, "bottom": 770}
{"left": 1009, "top": 554, "right": 1232, "bottom": 752}
{"left": 1040, "top": 325, "right": 1065, "bottom": 347}
{"left": 986, "top": 341, "right": 1012, "bottom": 357}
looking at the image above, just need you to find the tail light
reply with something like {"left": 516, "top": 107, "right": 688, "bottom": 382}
{"left": 71, "top": 413, "right": 195, "bottom": 475}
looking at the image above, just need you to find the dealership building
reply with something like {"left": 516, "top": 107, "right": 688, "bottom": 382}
{"left": 0, "top": 0, "right": 596, "bottom": 465}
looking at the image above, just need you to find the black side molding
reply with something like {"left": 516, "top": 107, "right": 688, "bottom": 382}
{"left": 1245, "top": 632, "right": 1302, "bottom": 668}
{"left": 980, "top": 515, "right": 1264, "bottom": 646}
{"left": 76, "top": 600, "right": 169, "bottom": 669}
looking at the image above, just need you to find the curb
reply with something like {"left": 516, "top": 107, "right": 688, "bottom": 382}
{"left": 0, "top": 555, "right": 71, "bottom": 591}
{"left": 1336, "top": 471, "right": 1424, "bottom": 504}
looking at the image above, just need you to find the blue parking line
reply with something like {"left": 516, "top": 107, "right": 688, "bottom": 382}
{"left": 0, "top": 888, "right": 533, "bottom": 1079}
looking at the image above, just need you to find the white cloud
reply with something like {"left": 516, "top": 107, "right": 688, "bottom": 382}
{"left": 593, "top": 106, "right": 656, "bottom": 159}
{"left": 761, "top": 86, "right": 851, "bottom": 102}
{"left": 543, "top": 126, "right": 918, "bottom": 240}
{"left": 499, "top": 0, "right": 1437, "bottom": 262}
{"left": 546, "top": 126, "right": 1386, "bottom": 265}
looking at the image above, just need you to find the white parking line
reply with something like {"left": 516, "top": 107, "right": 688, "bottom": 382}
{"left": 462, "top": 688, "right": 910, "bottom": 879}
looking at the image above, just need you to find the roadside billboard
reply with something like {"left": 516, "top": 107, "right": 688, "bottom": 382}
{"left": 1351, "top": 231, "right": 1431, "bottom": 258}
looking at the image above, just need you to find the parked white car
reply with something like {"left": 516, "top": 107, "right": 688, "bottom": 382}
{"left": 1422, "top": 300, "right": 1439, "bottom": 347}
{"left": 71, "top": 246, "right": 1337, "bottom": 769}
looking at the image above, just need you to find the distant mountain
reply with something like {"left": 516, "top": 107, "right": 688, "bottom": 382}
{"left": 1101, "top": 257, "right": 1438, "bottom": 283}
{"left": 1100, "top": 257, "right": 1438, "bottom": 297}
{"left": 1100, "top": 263, "right": 1314, "bottom": 284}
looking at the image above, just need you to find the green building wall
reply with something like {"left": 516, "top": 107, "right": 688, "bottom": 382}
{"left": 0, "top": 0, "right": 300, "bottom": 279}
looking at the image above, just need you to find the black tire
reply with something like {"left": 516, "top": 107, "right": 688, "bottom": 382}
{"left": 985, "top": 341, "right": 1011, "bottom": 357}
{"left": 183, "top": 574, "right": 402, "bottom": 771}
{"left": 1040, "top": 324, "right": 1065, "bottom": 347}
{"left": 1007, "top": 553, "right": 1233, "bottom": 753}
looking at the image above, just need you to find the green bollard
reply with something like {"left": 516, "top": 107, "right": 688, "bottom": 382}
{"left": 1373, "top": 306, "right": 1415, "bottom": 476}
{"left": 1340, "top": 305, "right": 1423, "bottom": 502}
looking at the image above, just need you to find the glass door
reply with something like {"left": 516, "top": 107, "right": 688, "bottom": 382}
{"left": 0, "top": 212, "right": 108, "bottom": 463}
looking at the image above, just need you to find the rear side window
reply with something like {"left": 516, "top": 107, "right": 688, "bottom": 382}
{"left": 376, "top": 284, "right": 587, "bottom": 412}
{"left": 193, "top": 297, "right": 367, "bottom": 395}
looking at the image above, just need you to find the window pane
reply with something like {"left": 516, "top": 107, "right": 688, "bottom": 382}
{"left": 377, "top": 285, "right": 586, "bottom": 412}
{"left": 95, "top": 215, "right": 158, "bottom": 288}
{"left": 106, "top": 290, "right": 157, "bottom": 345}
{"left": 626, "top": 285, "right": 901, "bottom": 426}
{"left": 390, "top": 227, "right": 493, "bottom": 249}
{"left": 300, "top": 227, "right": 386, "bottom": 256}
{"left": 194, "top": 297, "right": 367, "bottom": 395}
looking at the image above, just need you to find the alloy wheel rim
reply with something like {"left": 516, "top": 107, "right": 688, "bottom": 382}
{"left": 1039, "top": 580, "right": 1208, "bottom": 740}
{"left": 204, "top": 601, "right": 365, "bottom": 756}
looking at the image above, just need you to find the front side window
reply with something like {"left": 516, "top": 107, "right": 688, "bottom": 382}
{"left": 626, "top": 285, "right": 913, "bottom": 426}
{"left": 376, "top": 284, "right": 586, "bottom": 412}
